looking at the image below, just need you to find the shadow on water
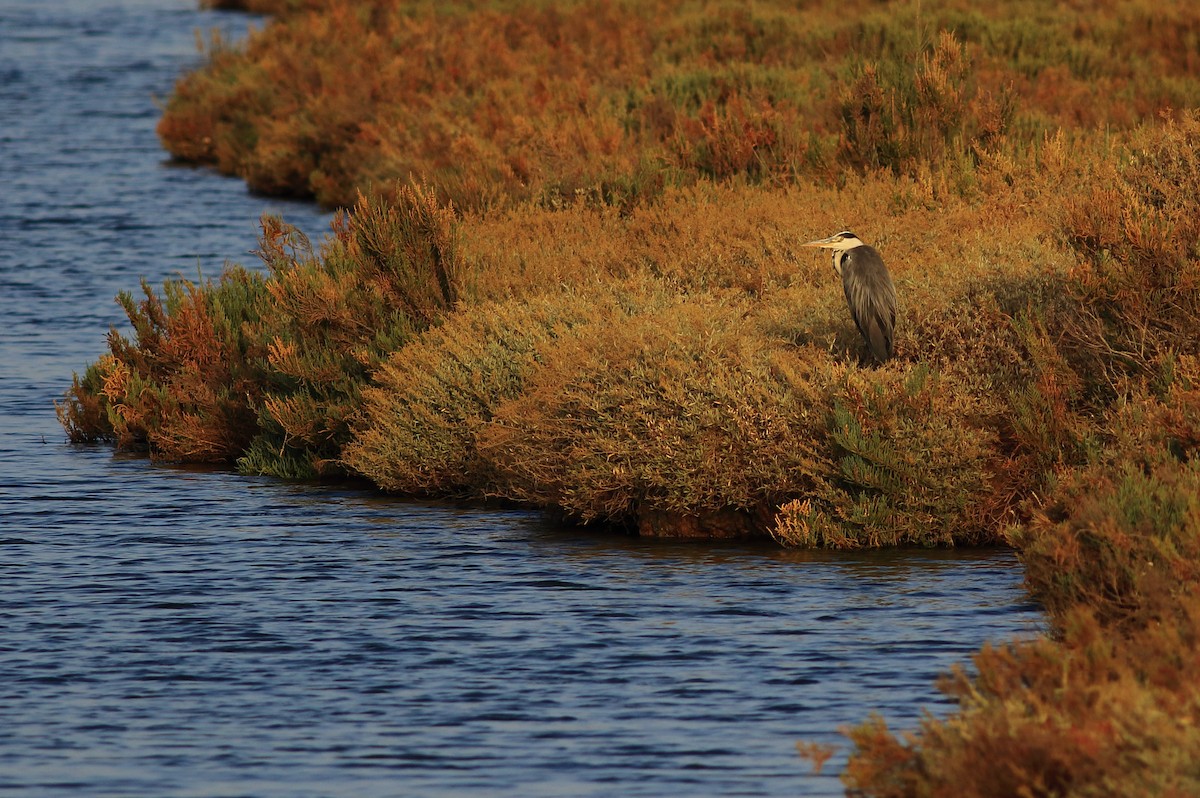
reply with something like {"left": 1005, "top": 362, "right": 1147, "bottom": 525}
{"left": 0, "top": 2, "right": 1044, "bottom": 796}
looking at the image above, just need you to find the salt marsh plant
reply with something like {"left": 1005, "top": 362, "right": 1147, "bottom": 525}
{"left": 60, "top": 183, "right": 460, "bottom": 478}
{"left": 160, "top": 1, "right": 1200, "bottom": 209}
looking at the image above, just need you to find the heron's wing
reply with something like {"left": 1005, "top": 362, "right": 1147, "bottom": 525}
{"left": 841, "top": 246, "right": 897, "bottom": 362}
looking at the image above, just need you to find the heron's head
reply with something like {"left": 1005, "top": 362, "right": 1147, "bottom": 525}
{"left": 801, "top": 230, "right": 865, "bottom": 251}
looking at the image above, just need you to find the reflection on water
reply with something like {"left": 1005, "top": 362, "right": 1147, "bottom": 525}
{"left": 0, "top": 1, "right": 1044, "bottom": 796}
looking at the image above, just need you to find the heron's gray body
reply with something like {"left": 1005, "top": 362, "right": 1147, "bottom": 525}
{"left": 802, "top": 231, "right": 896, "bottom": 363}
{"left": 833, "top": 244, "right": 896, "bottom": 363}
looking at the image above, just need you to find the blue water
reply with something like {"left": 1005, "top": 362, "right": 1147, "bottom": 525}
{"left": 0, "top": 1, "right": 1044, "bottom": 795}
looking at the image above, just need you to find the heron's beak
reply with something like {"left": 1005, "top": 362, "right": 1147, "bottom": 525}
{"left": 802, "top": 234, "right": 840, "bottom": 249}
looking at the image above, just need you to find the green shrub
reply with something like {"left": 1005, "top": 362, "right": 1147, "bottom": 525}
{"left": 342, "top": 288, "right": 617, "bottom": 494}
{"left": 54, "top": 269, "right": 268, "bottom": 461}
{"left": 477, "top": 293, "right": 831, "bottom": 530}
{"left": 238, "top": 183, "right": 459, "bottom": 477}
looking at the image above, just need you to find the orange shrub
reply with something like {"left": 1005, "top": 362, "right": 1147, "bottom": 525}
{"left": 844, "top": 598, "right": 1200, "bottom": 797}
{"left": 1063, "top": 111, "right": 1200, "bottom": 391}
{"left": 342, "top": 288, "right": 615, "bottom": 495}
{"left": 164, "top": 1, "right": 1200, "bottom": 210}
{"left": 57, "top": 270, "right": 268, "bottom": 461}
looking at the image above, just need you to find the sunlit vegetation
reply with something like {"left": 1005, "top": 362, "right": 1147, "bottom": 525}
{"left": 167, "top": 0, "right": 1200, "bottom": 209}
{"left": 57, "top": 0, "right": 1200, "bottom": 792}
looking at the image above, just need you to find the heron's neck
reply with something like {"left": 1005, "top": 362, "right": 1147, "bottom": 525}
{"left": 830, "top": 241, "right": 864, "bottom": 276}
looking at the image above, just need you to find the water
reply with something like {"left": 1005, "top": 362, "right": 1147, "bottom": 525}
{"left": 0, "top": 1, "right": 1044, "bottom": 795}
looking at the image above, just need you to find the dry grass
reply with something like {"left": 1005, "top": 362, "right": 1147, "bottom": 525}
{"left": 165, "top": 0, "right": 1200, "bottom": 209}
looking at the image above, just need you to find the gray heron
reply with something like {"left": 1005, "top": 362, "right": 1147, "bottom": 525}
{"left": 803, "top": 230, "right": 896, "bottom": 363}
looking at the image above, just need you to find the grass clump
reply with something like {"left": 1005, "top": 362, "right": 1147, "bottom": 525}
{"left": 239, "top": 182, "right": 459, "bottom": 478}
{"left": 1063, "top": 115, "right": 1200, "bottom": 390}
{"left": 59, "top": 183, "right": 460, "bottom": 478}
{"left": 811, "top": 365, "right": 999, "bottom": 547}
{"left": 59, "top": 269, "right": 268, "bottom": 460}
{"left": 836, "top": 30, "right": 1013, "bottom": 179}
{"left": 341, "top": 289, "right": 610, "bottom": 495}
{"left": 473, "top": 292, "right": 827, "bottom": 534}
